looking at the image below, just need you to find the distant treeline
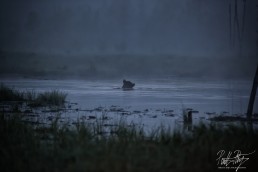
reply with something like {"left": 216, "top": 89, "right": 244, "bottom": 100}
{"left": 0, "top": 51, "right": 257, "bottom": 79}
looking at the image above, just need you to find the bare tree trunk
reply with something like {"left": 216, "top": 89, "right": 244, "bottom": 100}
{"left": 247, "top": 64, "right": 258, "bottom": 120}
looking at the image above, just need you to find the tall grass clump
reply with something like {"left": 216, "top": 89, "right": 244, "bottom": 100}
{"left": 0, "top": 84, "right": 24, "bottom": 101}
{"left": 34, "top": 90, "right": 67, "bottom": 107}
{"left": 1, "top": 114, "right": 258, "bottom": 172}
{"left": 0, "top": 84, "right": 67, "bottom": 107}
{"left": 24, "top": 89, "right": 37, "bottom": 101}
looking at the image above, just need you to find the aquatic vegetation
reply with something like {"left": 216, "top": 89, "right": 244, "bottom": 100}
{"left": 0, "top": 113, "right": 257, "bottom": 172}
{"left": 1, "top": 84, "right": 257, "bottom": 171}
{"left": 33, "top": 90, "right": 67, "bottom": 107}
{"left": 0, "top": 84, "right": 67, "bottom": 107}
{"left": 24, "top": 89, "right": 37, "bottom": 101}
{"left": 0, "top": 84, "right": 24, "bottom": 101}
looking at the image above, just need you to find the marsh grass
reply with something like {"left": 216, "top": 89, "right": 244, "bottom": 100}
{"left": 0, "top": 84, "right": 24, "bottom": 101}
{"left": 1, "top": 113, "right": 257, "bottom": 172}
{"left": 32, "top": 90, "right": 67, "bottom": 107}
{"left": 24, "top": 89, "right": 37, "bottom": 101}
{"left": 0, "top": 84, "right": 67, "bottom": 107}
{"left": 1, "top": 84, "right": 257, "bottom": 171}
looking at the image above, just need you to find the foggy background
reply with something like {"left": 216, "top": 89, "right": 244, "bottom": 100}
{"left": 0, "top": 0, "right": 257, "bottom": 79}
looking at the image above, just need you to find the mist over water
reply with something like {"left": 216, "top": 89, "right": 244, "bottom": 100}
{"left": 0, "top": 0, "right": 257, "bottom": 80}
{"left": 0, "top": 0, "right": 256, "bottom": 55}
{"left": 0, "top": 0, "right": 257, "bottom": 115}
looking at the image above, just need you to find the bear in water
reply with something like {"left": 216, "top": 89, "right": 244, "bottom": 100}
{"left": 122, "top": 79, "right": 135, "bottom": 89}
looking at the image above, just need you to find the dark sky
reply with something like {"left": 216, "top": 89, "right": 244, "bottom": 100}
{"left": 0, "top": 0, "right": 257, "bottom": 57}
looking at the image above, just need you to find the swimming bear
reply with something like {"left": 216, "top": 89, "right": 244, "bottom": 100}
{"left": 122, "top": 79, "right": 135, "bottom": 89}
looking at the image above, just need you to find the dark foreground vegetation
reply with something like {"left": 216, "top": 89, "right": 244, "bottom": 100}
{"left": 0, "top": 114, "right": 258, "bottom": 172}
{"left": 0, "top": 84, "right": 258, "bottom": 171}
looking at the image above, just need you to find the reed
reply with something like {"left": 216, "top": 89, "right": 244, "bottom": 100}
{"left": 0, "top": 83, "right": 67, "bottom": 107}
{"left": 0, "top": 113, "right": 257, "bottom": 172}
{"left": 0, "top": 84, "right": 24, "bottom": 101}
{"left": 33, "top": 90, "right": 67, "bottom": 107}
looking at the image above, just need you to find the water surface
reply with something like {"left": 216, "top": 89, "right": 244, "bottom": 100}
{"left": 1, "top": 78, "right": 257, "bottom": 131}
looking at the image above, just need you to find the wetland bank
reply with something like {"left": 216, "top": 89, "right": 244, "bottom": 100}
{"left": 1, "top": 0, "right": 258, "bottom": 171}
{"left": 1, "top": 78, "right": 258, "bottom": 130}
{"left": 1, "top": 79, "right": 258, "bottom": 171}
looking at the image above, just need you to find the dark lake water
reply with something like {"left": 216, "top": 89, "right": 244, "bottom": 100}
{"left": 1, "top": 78, "right": 256, "bottom": 113}
{"left": 1, "top": 78, "right": 257, "bottom": 131}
